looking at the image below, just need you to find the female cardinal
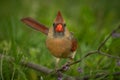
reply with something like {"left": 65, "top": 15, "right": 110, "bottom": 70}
{"left": 46, "top": 11, "right": 77, "bottom": 66}
{"left": 21, "top": 11, "right": 77, "bottom": 67}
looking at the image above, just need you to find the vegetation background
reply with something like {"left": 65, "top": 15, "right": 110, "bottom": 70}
{"left": 0, "top": 0, "right": 120, "bottom": 80}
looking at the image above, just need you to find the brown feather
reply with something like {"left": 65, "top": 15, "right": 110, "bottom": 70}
{"left": 71, "top": 38, "right": 78, "bottom": 52}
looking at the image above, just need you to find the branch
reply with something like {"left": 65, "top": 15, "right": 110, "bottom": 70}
{"left": 21, "top": 61, "right": 52, "bottom": 74}
{"left": 57, "top": 50, "right": 98, "bottom": 72}
{"left": 98, "top": 25, "right": 120, "bottom": 51}
{"left": 98, "top": 51, "right": 120, "bottom": 59}
{"left": 97, "top": 25, "right": 120, "bottom": 59}
{"left": 69, "top": 50, "right": 98, "bottom": 66}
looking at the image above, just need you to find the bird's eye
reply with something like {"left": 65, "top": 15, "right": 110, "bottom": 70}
{"left": 63, "top": 24, "right": 66, "bottom": 27}
{"left": 53, "top": 23, "right": 55, "bottom": 27}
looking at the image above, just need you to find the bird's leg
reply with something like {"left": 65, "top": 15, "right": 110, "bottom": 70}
{"left": 63, "top": 51, "right": 76, "bottom": 66}
{"left": 55, "top": 58, "right": 60, "bottom": 69}
{"left": 68, "top": 51, "right": 76, "bottom": 63}
{"left": 71, "top": 51, "right": 76, "bottom": 60}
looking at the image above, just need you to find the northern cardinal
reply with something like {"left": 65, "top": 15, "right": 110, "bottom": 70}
{"left": 21, "top": 11, "right": 77, "bottom": 67}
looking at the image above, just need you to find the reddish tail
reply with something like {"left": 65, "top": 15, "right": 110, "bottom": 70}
{"left": 21, "top": 17, "right": 49, "bottom": 35}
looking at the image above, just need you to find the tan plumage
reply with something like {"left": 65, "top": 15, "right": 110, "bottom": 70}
{"left": 46, "top": 27, "right": 72, "bottom": 58}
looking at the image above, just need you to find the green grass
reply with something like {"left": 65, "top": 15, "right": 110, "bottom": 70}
{"left": 0, "top": 0, "right": 120, "bottom": 80}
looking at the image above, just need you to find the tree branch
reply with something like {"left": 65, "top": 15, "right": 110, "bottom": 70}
{"left": 98, "top": 25, "right": 120, "bottom": 51}
{"left": 21, "top": 61, "right": 52, "bottom": 74}
{"left": 97, "top": 25, "right": 120, "bottom": 59}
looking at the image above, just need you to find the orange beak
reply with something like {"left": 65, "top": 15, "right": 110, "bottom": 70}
{"left": 55, "top": 24, "right": 64, "bottom": 32}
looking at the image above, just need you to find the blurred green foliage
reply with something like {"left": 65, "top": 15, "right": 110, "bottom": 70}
{"left": 0, "top": 0, "right": 120, "bottom": 80}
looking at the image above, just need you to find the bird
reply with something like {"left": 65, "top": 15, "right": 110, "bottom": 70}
{"left": 21, "top": 11, "right": 77, "bottom": 68}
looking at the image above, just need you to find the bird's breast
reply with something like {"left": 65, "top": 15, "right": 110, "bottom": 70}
{"left": 46, "top": 38, "right": 72, "bottom": 58}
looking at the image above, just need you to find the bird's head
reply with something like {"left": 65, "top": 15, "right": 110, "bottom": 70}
{"left": 53, "top": 11, "right": 66, "bottom": 37}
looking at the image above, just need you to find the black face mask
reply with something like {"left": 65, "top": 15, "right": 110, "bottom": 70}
{"left": 53, "top": 23, "right": 66, "bottom": 38}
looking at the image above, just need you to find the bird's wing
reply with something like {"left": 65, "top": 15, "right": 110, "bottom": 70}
{"left": 70, "top": 32, "right": 78, "bottom": 52}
